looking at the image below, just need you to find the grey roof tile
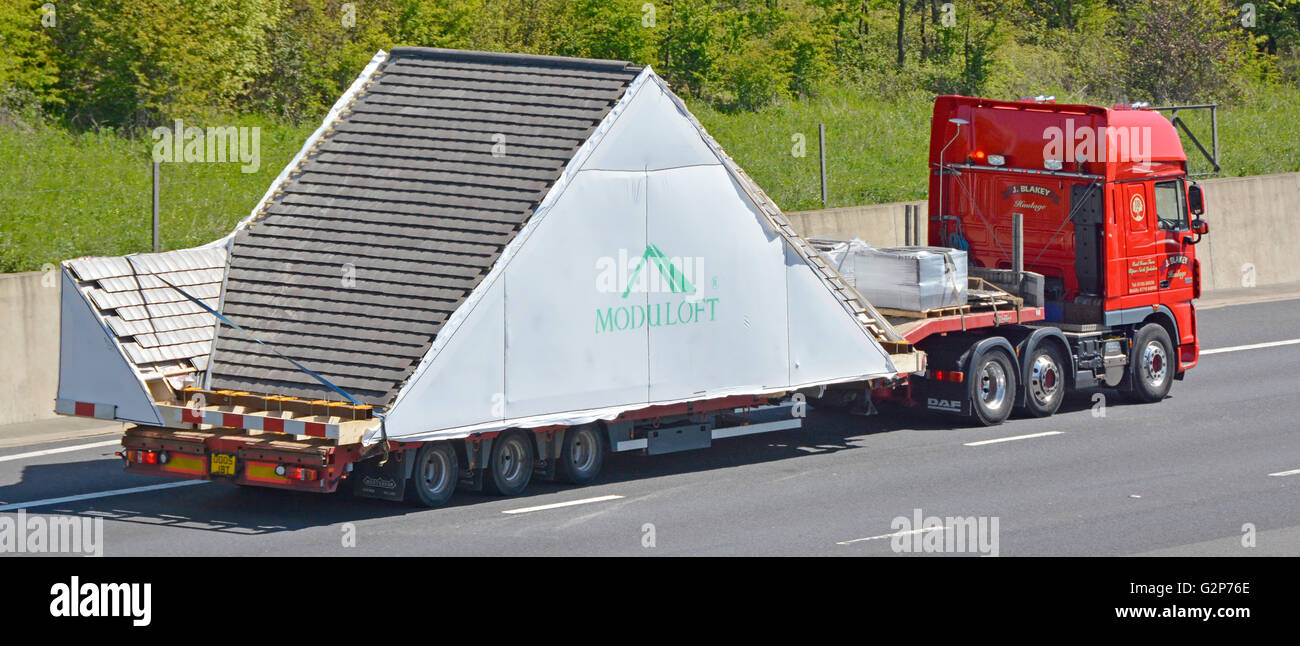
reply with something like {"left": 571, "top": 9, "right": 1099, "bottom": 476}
{"left": 208, "top": 48, "right": 639, "bottom": 405}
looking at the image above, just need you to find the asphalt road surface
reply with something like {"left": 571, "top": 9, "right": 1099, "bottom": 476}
{"left": 2, "top": 297, "right": 1298, "bottom": 556}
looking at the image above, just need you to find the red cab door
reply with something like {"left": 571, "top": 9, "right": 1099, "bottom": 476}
{"left": 1118, "top": 181, "right": 1161, "bottom": 305}
{"left": 1151, "top": 178, "right": 1195, "bottom": 302}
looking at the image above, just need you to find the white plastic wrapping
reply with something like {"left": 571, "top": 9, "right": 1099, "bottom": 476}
{"left": 819, "top": 240, "right": 967, "bottom": 312}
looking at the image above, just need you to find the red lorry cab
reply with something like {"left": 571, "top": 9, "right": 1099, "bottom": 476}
{"left": 927, "top": 95, "right": 1206, "bottom": 374}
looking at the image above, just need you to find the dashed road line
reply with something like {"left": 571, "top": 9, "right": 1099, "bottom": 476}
{"left": 1201, "top": 339, "right": 1300, "bottom": 356}
{"left": 0, "top": 439, "right": 122, "bottom": 463}
{"left": 0, "top": 481, "right": 207, "bottom": 512}
{"left": 964, "top": 431, "right": 1063, "bottom": 447}
{"left": 502, "top": 495, "right": 624, "bottom": 515}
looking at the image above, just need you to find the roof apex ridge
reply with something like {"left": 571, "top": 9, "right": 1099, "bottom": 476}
{"left": 389, "top": 46, "right": 640, "bottom": 73}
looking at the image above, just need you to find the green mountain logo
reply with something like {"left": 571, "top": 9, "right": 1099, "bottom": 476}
{"left": 621, "top": 244, "right": 696, "bottom": 298}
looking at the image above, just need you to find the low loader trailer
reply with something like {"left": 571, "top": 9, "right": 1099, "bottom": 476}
{"left": 54, "top": 51, "right": 1205, "bottom": 507}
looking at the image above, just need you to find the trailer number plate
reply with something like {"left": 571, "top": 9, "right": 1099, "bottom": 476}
{"left": 210, "top": 453, "right": 236, "bottom": 476}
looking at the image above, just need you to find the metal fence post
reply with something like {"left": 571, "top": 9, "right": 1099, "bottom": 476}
{"left": 152, "top": 160, "right": 160, "bottom": 253}
{"left": 818, "top": 123, "right": 827, "bottom": 207}
{"left": 1210, "top": 104, "right": 1219, "bottom": 172}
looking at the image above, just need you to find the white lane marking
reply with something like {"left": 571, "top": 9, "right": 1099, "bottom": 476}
{"left": 964, "top": 431, "right": 1063, "bottom": 447}
{"left": 0, "top": 481, "right": 207, "bottom": 512}
{"left": 502, "top": 494, "right": 624, "bottom": 515}
{"left": 1201, "top": 339, "right": 1300, "bottom": 356}
{"left": 0, "top": 439, "right": 122, "bottom": 463}
{"left": 837, "top": 527, "right": 942, "bottom": 545}
{"left": 1267, "top": 468, "right": 1300, "bottom": 477}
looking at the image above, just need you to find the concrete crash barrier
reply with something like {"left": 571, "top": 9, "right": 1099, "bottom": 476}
{"left": 788, "top": 172, "right": 1300, "bottom": 291}
{"left": 1194, "top": 172, "right": 1300, "bottom": 291}
{"left": 0, "top": 270, "right": 62, "bottom": 425}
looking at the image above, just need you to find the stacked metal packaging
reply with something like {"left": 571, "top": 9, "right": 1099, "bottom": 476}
{"left": 816, "top": 239, "right": 967, "bottom": 312}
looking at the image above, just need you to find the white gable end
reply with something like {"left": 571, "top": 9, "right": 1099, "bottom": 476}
{"left": 56, "top": 271, "right": 163, "bottom": 426}
{"left": 582, "top": 77, "right": 720, "bottom": 172}
{"left": 376, "top": 70, "right": 895, "bottom": 443}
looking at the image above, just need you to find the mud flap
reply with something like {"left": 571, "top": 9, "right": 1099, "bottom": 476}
{"left": 912, "top": 378, "right": 971, "bottom": 416}
{"left": 353, "top": 452, "right": 410, "bottom": 502}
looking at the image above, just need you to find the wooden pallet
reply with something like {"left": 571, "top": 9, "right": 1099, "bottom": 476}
{"left": 876, "top": 304, "right": 971, "bottom": 319}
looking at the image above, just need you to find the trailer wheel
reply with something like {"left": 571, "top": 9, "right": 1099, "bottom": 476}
{"left": 484, "top": 430, "right": 534, "bottom": 496}
{"left": 1018, "top": 344, "right": 1066, "bottom": 418}
{"left": 1124, "top": 324, "right": 1174, "bottom": 403}
{"left": 555, "top": 424, "right": 606, "bottom": 485}
{"left": 970, "top": 349, "right": 1017, "bottom": 426}
{"left": 407, "top": 442, "right": 459, "bottom": 508}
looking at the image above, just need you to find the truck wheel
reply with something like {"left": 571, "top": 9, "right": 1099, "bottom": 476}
{"left": 1125, "top": 324, "right": 1174, "bottom": 403}
{"left": 1018, "top": 344, "right": 1066, "bottom": 418}
{"left": 555, "top": 424, "right": 606, "bottom": 485}
{"left": 970, "top": 349, "right": 1017, "bottom": 426}
{"left": 406, "top": 442, "right": 459, "bottom": 508}
{"left": 484, "top": 430, "right": 534, "bottom": 496}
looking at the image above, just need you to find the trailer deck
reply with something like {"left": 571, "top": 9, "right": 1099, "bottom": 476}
{"left": 886, "top": 276, "right": 1045, "bottom": 344}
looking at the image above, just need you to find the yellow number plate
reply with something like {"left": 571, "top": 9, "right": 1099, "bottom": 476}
{"left": 210, "top": 453, "right": 236, "bottom": 476}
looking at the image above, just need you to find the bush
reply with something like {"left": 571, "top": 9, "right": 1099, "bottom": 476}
{"left": 711, "top": 39, "right": 793, "bottom": 111}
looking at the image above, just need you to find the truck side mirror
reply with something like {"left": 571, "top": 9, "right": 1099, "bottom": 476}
{"left": 1188, "top": 183, "right": 1205, "bottom": 216}
{"left": 1184, "top": 218, "right": 1209, "bottom": 245}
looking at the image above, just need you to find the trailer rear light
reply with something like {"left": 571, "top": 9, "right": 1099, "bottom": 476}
{"left": 987, "top": 154, "right": 1005, "bottom": 166}
{"left": 929, "top": 370, "right": 965, "bottom": 383}
{"left": 972, "top": 150, "right": 987, "bottom": 163}
{"left": 120, "top": 449, "right": 166, "bottom": 465}
{"left": 273, "top": 463, "right": 317, "bottom": 481}
{"left": 1044, "top": 159, "right": 1063, "bottom": 171}
{"left": 289, "top": 467, "right": 318, "bottom": 481}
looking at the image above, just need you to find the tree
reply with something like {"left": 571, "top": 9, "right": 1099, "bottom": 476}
{"left": 48, "top": 0, "right": 276, "bottom": 128}
{"left": 896, "top": 0, "right": 906, "bottom": 67}
{"left": 251, "top": 0, "right": 397, "bottom": 124}
{"left": 0, "top": 0, "right": 60, "bottom": 118}
{"left": 554, "top": 0, "right": 658, "bottom": 63}
{"left": 658, "top": 0, "right": 722, "bottom": 96}
{"left": 1121, "top": 0, "right": 1253, "bottom": 102}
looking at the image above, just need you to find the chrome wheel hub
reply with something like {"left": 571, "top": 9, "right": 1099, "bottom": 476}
{"left": 979, "top": 361, "right": 1008, "bottom": 409}
{"left": 1028, "top": 353, "right": 1061, "bottom": 406}
{"left": 1142, "top": 341, "right": 1168, "bottom": 388}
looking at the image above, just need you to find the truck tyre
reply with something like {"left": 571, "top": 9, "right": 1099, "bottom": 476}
{"left": 484, "top": 430, "right": 534, "bottom": 496}
{"left": 1018, "top": 343, "right": 1066, "bottom": 418}
{"left": 555, "top": 424, "right": 606, "bottom": 485}
{"left": 969, "top": 348, "right": 1017, "bottom": 426}
{"left": 407, "top": 442, "right": 459, "bottom": 508}
{"left": 1124, "top": 324, "right": 1174, "bottom": 403}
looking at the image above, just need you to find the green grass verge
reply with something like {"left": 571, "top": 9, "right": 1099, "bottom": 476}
{"left": 2, "top": 82, "right": 1298, "bottom": 272}
{"left": 0, "top": 116, "right": 315, "bottom": 273}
